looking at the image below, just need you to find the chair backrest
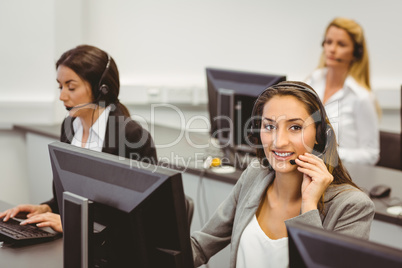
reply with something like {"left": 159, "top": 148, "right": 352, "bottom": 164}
{"left": 185, "top": 195, "right": 194, "bottom": 229}
{"left": 377, "top": 85, "right": 402, "bottom": 170}
{"left": 377, "top": 131, "right": 402, "bottom": 170}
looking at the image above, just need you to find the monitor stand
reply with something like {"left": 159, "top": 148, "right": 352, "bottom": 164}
{"left": 221, "top": 146, "right": 256, "bottom": 170}
{"left": 63, "top": 191, "right": 93, "bottom": 268}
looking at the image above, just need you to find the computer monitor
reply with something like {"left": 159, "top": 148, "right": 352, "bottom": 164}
{"left": 49, "top": 141, "right": 194, "bottom": 268}
{"left": 287, "top": 222, "right": 402, "bottom": 268}
{"left": 206, "top": 67, "right": 286, "bottom": 154}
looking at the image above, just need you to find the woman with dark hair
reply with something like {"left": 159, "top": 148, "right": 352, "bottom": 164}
{"left": 191, "top": 81, "right": 374, "bottom": 268}
{"left": 0, "top": 45, "right": 157, "bottom": 232}
{"left": 306, "top": 17, "right": 380, "bottom": 165}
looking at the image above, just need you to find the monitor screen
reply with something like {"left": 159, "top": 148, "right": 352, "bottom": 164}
{"left": 206, "top": 67, "right": 286, "bottom": 153}
{"left": 49, "top": 141, "right": 194, "bottom": 268}
{"left": 287, "top": 222, "right": 402, "bottom": 268}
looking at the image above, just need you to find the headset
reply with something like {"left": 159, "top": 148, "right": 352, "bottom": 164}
{"left": 86, "top": 53, "right": 112, "bottom": 148}
{"left": 249, "top": 81, "right": 332, "bottom": 159}
{"left": 94, "top": 53, "right": 112, "bottom": 103}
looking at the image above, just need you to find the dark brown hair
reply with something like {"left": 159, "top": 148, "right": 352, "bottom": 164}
{"left": 56, "top": 44, "right": 130, "bottom": 116}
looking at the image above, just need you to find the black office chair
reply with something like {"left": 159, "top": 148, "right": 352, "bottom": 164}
{"left": 185, "top": 195, "right": 194, "bottom": 229}
{"left": 376, "top": 85, "right": 402, "bottom": 170}
{"left": 376, "top": 131, "right": 401, "bottom": 170}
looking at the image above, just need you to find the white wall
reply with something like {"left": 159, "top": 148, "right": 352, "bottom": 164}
{"left": 0, "top": 0, "right": 55, "bottom": 101}
{"left": 82, "top": 0, "right": 402, "bottom": 107}
{"left": 1, "top": 0, "right": 401, "bottom": 127}
{"left": 0, "top": 0, "right": 84, "bottom": 125}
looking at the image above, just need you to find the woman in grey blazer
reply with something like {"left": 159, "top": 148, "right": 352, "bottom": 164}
{"left": 191, "top": 81, "right": 374, "bottom": 268}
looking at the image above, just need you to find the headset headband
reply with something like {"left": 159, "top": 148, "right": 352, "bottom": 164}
{"left": 98, "top": 53, "right": 111, "bottom": 90}
{"left": 251, "top": 82, "right": 326, "bottom": 124}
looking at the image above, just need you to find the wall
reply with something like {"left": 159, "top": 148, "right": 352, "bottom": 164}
{"left": 0, "top": 0, "right": 84, "bottom": 126}
{"left": 0, "top": 0, "right": 401, "bottom": 128}
{"left": 0, "top": 0, "right": 401, "bottom": 208}
{"left": 83, "top": 0, "right": 402, "bottom": 109}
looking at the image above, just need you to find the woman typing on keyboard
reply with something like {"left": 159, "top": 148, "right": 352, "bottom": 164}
{"left": 0, "top": 45, "right": 157, "bottom": 233}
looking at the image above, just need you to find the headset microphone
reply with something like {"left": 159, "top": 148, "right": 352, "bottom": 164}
{"left": 335, "top": 58, "right": 343, "bottom": 62}
{"left": 65, "top": 102, "right": 94, "bottom": 111}
{"left": 289, "top": 160, "right": 296, "bottom": 165}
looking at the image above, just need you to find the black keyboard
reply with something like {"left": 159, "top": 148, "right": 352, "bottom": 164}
{"left": 0, "top": 218, "right": 59, "bottom": 245}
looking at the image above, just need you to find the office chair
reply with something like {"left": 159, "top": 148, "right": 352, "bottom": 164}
{"left": 376, "top": 85, "right": 402, "bottom": 170}
{"left": 185, "top": 195, "right": 195, "bottom": 229}
{"left": 377, "top": 131, "right": 401, "bottom": 170}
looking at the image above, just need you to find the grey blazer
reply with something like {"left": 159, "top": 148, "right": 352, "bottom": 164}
{"left": 191, "top": 160, "right": 375, "bottom": 268}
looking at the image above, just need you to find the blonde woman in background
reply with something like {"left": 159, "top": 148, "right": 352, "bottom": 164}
{"left": 306, "top": 17, "right": 380, "bottom": 165}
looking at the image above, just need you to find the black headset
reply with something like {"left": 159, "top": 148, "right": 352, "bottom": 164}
{"left": 93, "top": 53, "right": 111, "bottom": 103}
{"left": 249, "top": 81, "right": 332, "bottom": 157}
{"left": 353, "top": 42, "right": 363, "bottom": 60}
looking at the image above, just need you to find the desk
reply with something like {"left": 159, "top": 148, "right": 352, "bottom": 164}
{"left": 346, "top": 163, "right": 402, "bottom": 226}
{"left": 345, "top": 164, "right": 402, "bottom": 250}
{"left": 0, "top": 201, "right": 62, "bottom": 268}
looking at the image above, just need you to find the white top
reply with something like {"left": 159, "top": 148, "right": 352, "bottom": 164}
{"left": 306, "top": 68, "right": 380, "bottom": 165}
{"left": 71, "top": 106, "right": 111, "bottom": 152}
{"left": 236, "top": 215, "right": 289, "bottom": 268}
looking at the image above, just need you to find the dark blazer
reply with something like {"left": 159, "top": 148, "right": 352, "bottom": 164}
{"left": 43, "top": 106, "right": 158, "bottom": 213}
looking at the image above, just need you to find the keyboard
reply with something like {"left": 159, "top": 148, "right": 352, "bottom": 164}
{"left": 0, "top": 218, "right": 59, "bottom": 245}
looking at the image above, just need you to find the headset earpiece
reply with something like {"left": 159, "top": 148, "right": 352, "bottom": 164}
{"left": 313, "top": 125, "right": 332, "bottom": 157}
{"left": 94, "top": 53, "right": 111, "bottom": 103}
{"left": 99, "top": 84, "right": 109, "bottom": 95}
{"left": 353, "top": 43, "right": 363, "bottom": 60}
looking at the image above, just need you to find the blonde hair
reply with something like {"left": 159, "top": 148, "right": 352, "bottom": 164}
{"left": 318, "top": 17, "right": 370, "bottom": 90}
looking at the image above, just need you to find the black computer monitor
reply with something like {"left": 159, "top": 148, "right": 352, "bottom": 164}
{"left": 49, "top": 141, "right": 194, "bottom": 268}
{"left": 206, "top": 67, "right": 286, "bottom": 153}
{"left": 287, "top": 222, "right": 402, "bottom": 268}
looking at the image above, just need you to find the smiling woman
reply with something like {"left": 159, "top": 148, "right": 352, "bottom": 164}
{"left": 190, "top": 81, "right": 375, "bottom": 268}
{"left": 260, "top": 95, "right": 317, "bottom": 173}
